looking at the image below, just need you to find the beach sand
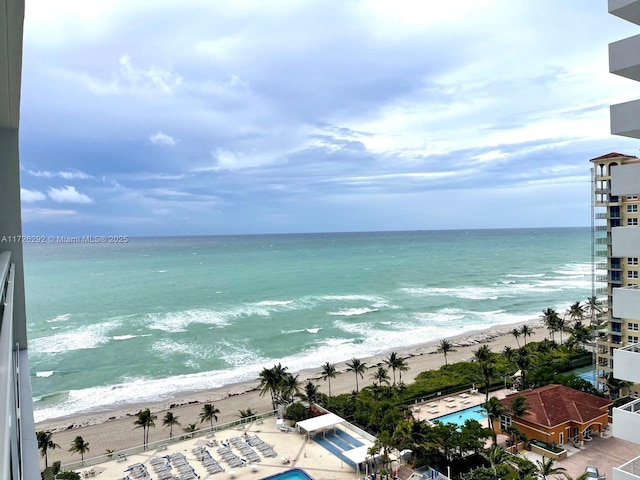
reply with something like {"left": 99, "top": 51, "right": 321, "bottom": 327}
{"left": 37, "top": 318, "right": 551, "bottom": 467}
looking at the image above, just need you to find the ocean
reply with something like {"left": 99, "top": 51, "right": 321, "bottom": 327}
{"left": 25, "top": 228, "right": 593, "bottom": 423}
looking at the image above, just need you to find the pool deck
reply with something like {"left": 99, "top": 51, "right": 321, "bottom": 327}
{"left": 73, "top": 417, "right": 372, "bottom": 480}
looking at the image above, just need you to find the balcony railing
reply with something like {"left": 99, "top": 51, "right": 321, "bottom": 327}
{"left": 614, "top": 454, "right": 640, "bottom": 480}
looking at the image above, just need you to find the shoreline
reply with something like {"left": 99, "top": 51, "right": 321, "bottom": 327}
{"left": 37, "top": 317, "right": 552, "bottom": 466}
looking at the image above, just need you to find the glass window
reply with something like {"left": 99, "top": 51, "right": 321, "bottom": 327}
{"left": 628, "top": 271, "right": 639, "bottom": 279}
{"left": 629, "top": 323, "right": 639, "bottom": 332}
{"left": 628, "top": 205, "right": 638, "bottom": 213}
{"left": 628, "top": 218, "right": 638, "bottom": 226}
{"left": 630, "top": 258, "right": 639, "bottom": 266}
{"left": 628, "top": 336, "right": 639, "bottom": 344}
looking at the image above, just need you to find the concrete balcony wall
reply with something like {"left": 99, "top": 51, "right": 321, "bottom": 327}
{"left": 610, "top": 33, "right": 640, "bottom": 81}
{"left": 612, "top": 227, "right": 640, "bottom": 257}
{"left": 612, "top": 163, "right": 640, "bottom": 195}
{"left": 610, "top": 0, "right": 640, "bottom": 25}
{"left": 613, "top": 397, "right": 640, "bottom": 444}
{"left": 611, "top": 99, "right": 640, "bottom": 139}
{"left": 613, "top": 287, "right": 640, "bottom": 321}
{"left": 614, "top": 454, "right": 640, "bottom": 480}
{"left": 613, "top": 344, "right": 640, "bottom": 382}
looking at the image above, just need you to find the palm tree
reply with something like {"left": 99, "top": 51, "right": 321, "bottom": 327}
{"left": 199, "top": 403, "right": 221, "bottom": 428}
{"left": 384, "top": 352, "right": 403, "bottom": 385}
{"left": 280, "top": 373, "right": 302, "bottom": 405}
{"left": 482, "top": 397, "right": 506, "bottom": 445}
{"left": 183, "top": 423, "right": 198, "bottom": 433}
{"left": 541, "top": 308, "right": 560, "bottom": 342}
{"left": 437, "top": 339, "right": 456, "bottom": 366}
{"left": 474, "top": 345, "right": 494, "bottom": 402}
{"left": 481, "top": 445, "right": 509, "bottom": 479}
{"left": 556, "top": 316, "right": 567, "bottom": 345}
{"left": 503, "top": 345, "right": 515, "bottom": 363}
{"left": 511, "top": 328, "right": 521, "bottom": 347}
{"left": 69, "top": 435, "right": 90, "bottom": 463}
{"left": 162, "top": 411, "right": 180, "bottom": 438}
{"left": 515, "top": 347, "right": 531, "bottom": 389}
{"left": 258, "top": 363, "right": 288, "bottom": 410}
{"left": 298, "top": 381, "right": 321, "bottom": 413}
{"left": 585, "top": 295, "right": 603, "bottom": 326}
{"left": 371, "top": 366, "right": 390, "bottom": 386}
{"left": 133, "top": 408, "right": 157, "bottom": 449}
{"left": 509, "top": 394, "right": 529, "bottom": 418}
{"left": 37, "top": 431, "right": 59, "bottom": 469}
{"left": 535, "top": 456, "right": 566, "bottom": 480}
{"left": 520, "top": 324, "right": 533, "bottom": 346}
{"left": 395, "top": 356, "right": 409, "bottom": 383}
{"left": 567, "top": 300, "right": 585, "bottom": 324}
{"left": 346, "top": 357, "right": 367, "bottom": 392}
{"left": 320, "top": 362, "right": 337, "bottom": 400}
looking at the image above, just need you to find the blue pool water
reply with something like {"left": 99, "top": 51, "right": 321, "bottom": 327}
{"left": 433, "top": 406, "right": 487, "bottom": 426}
{"left": 578, "top": 370, "right": 596, "bottom": 387}
{"left": 261, "top": 469, "right": 314, "bottom": 480}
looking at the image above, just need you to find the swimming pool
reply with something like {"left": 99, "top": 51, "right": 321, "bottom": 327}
{"left": 260, "top": 468, "right": 315, "bottom": 480}
{"left": 432, "top": 406, "right": 487, "bottom": 427}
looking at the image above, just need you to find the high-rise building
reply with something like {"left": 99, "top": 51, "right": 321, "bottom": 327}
{"left": 0, "top": 0, "right": 39, "bottom": 477}
{"left": 602, "top": 1, "right": 640, "bottom": 479}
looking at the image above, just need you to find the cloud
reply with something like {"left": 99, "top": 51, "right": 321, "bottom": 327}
{"left": 47, "top": 186, "right": 94, "bottom": 204}
{"left": 28, "top": 169, "right": 93, "bottom": 179}
{"left": 20, "top": 188, "right": 46, "bottom": 203}
{"left": 148, "top": 131, "right": 178, "bottom": 146}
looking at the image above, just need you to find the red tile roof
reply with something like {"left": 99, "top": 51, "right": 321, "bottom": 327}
{"left": 590, "top": 152, "right": 637, "bottom": 161}
{"left": 500, "top": 384, "right": 612, "bottom": 428}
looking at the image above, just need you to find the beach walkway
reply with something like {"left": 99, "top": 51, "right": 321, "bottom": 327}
{"left": 72, "top": 416, "right": 371, "bottom": 480}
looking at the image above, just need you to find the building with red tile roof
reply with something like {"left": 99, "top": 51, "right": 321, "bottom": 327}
{"left": 494, "top": 384, "right": 612, "bottom": 447}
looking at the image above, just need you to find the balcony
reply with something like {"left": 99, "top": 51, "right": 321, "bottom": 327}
{"left": 612, "top": 162, "right": 640, "bottom": 195}
{"left": 609, "top": 0, "right": 640, "bottom": 25}
{"left": 612, "top": 227, "right": 640, "bottom": 257}
{"left": 613, "top": 285, "right": 640, "bottom": 320}
{"left": 610, "top": 33, "right": 640, "bottom": 82}
{"left": 613, "top": 343, "right": 640, "bottom": 383}
{"left": 614, "top": 454, "right": 640, "bottom": 480}
{"left": 0, "top": 252, "right": 38, "bottom": 479}
{"left": 611, "top": 99, "right": 640, "bottom": 139}
{"left": 613, "top": 398, "right": 640, "bottom": 448}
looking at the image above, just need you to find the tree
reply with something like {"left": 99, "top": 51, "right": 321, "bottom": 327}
{"left": 258, "top": 363, "right": 288, "bottom": 410}
{"left": 482, "top": 397, "right": 506, "bottom": 445}
{"left": 567, "top": 301, "right": 585, "bottom": 324}
{"left": 371, "top": 366, "right": 390, "bottom": 386}
{"left": 280, "top": 372, "right": 302, "bottom": 405}
{"left": 298, "top": 381, "right": 321, "bottom": 413}
{"left": 200, "top": 403, "right": 221, "bottom": 428}
{"left": 541, "top": 308, "right": 560, "bottom": 342}
{"left": 503, "top": 345, "right": 515, "bottom": 364}
{"left": 535, "top": 456, "right": 566, "bottom": 480}
{"left": 509, "top": 394, "right": 529, "bottom": 418}
{"left": 346, "top": 357, "right": 367, "bottom": 392}
{"left": 520, "top": 324, "right": 533, "bottom": 346}
{"left": 511, "top": 328, "right": 521, "bottom": 347}
{"left": 133, "top": 408, "right": 157, "bottom": 449}
{"left": 183, "top": 423, "right": 198, "bottom": 433}
{"left": 585, "top": 296, "right": 603, "bottom": 326}
{"left": 69, "top": 436, "right": 90, "bottom": 463}
{"left": 474, "top": 345, "right": 495, "bottom": 402}
{"left": 384, "top": 352, "right": 404, "bottom": 385}
{"left": 320, "top": 362, "right": 337, "bottom": 400}
{"left": 556, "top": 316, "right": 566, "bottom": 345}
{"left": 162, "top": 411, "right": 180, "bottom": 438}
{"left": 437, "top": 339, "right": 456, "bottom": 366}
{"left": 395, "top": 356, "right": 410, "bottom": 384}
{"left": 515, "top": 347, "right": 531, "bottom": 389}
{"left": 37, "top": 431, "right": 59, "bottom": 469}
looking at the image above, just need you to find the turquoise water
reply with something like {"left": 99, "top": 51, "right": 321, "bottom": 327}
{"left": 433, "top": 406, "right": 487, "bottom": 426}
{"left": 261, "top": 469, "right": 314, "bottom": 480}
{"left": 23, "top": 228, "right": 593, "bottom": 422}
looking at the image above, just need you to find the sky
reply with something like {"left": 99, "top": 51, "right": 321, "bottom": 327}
{"left": 18, "top": 0, "right": 640, "bottom": 237}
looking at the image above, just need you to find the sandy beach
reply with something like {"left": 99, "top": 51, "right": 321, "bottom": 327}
{"left": 37, "top": 318, "right": 552, "bottom": 467}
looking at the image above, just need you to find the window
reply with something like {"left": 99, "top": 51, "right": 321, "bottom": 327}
{"left": 628, "top": 218, "right": 638, "bottom": 226}
{"left": 629, "top": 323, "right": 639, "bottom": 332}
{"left": 628, "top": 195, "right": 638, "bottom": 201}
{"left": 628, "top": 205, "right": 638, "bottom": 213}
{"left": 628, "top": 271, "right": 639, "bottom": 279}
{"left": 628, "top": 336, "right": 639, "bottom": 344}
{"left": 630, "top": 258, "right": 639, "bottom": 266}
{"left": 500, "top": 414, "right": 512, "bottom": 432}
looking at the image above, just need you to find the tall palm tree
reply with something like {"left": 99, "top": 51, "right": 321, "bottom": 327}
{"left": 437, "top": 339, "right": 455, "bottom": 366}
{"left": 520, "top": 324, "right": 533, "bottom": 346}
{"left": 481, "top": 445, "right": 509, "bottom": 479}
{"left": 535, "top": 456, "right": 566, "bottom": 480}
{"left": 346, "top": 357, "right": 367, "bottom": 392}
{"left": 503, "top": 345, "right": 515, "bottom": 364}
{"left": 258, "top": 363, "right": 288, "bottom": 410}
{"left": 320, "top": 362, "right": 337, "bottom": 400}
{"left": 515, "top": 347, "right": 531, "bottom": 389}
{"left": 509, "top": 394, "right": 530, "bottom": 419}
{"left": 69, "top": 435, "right": 90, "bottom": 463}
{"left": 280, "top": 373, "right": 302, "bottom": 405}
{"left": 511, "top": 328, "right": 521, "bottom": 347}
{"left": 474, "top": 345, "right": 494, "bottom": 402}
{"left": 200, "top": 403, "right": 221, "bottom": 428}
{"left": 384, "top": 352, "right": 403, "bottom": 385}
{"left": 37, "top": 431, "right": 59, "bottom": 469}
{"left": 585, "top": 295, "right": 603, "bottom": 326}
{"left": 395, "top": 356, "right": 409, "bottom": 384}
{"left": 556, "top": 316, "right": 567, "bottom": 345}
{"left": 541, "top": 308, "right": 560, "bottom": 342}
{"left": 482, "top": 397, "right": 506, "bottom": 445}
{"left": 133, "top": 408, "right": 157, "bottom": 449}
{"left": 163, "top": 411, "right": 180, "bottom": 438}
